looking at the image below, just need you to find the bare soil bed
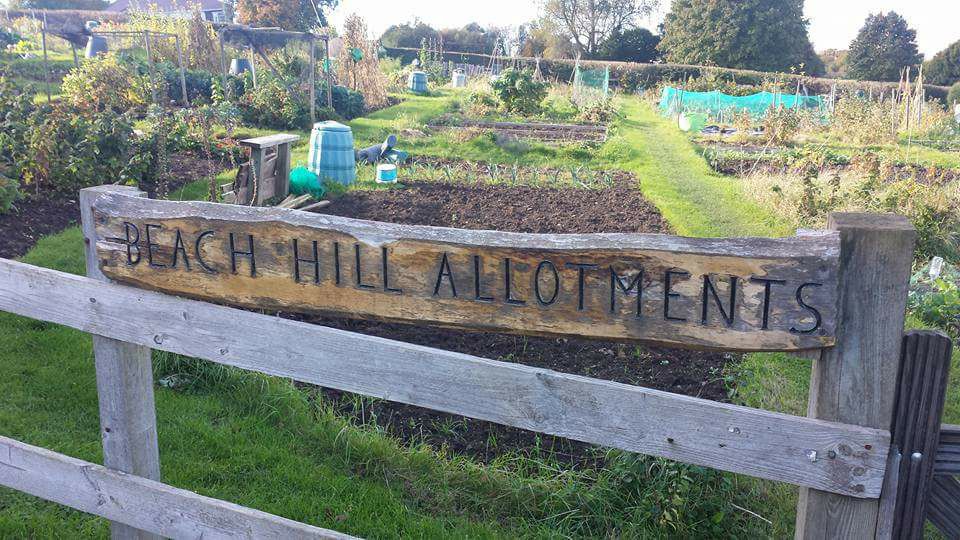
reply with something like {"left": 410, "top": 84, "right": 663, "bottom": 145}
{"left": 429, "top": 115, "right": 608, "bottom": 143}
{"left": 301, "top": 172, "right": 738, "bottom": 466}
{"left": 0, "top": 152, "right": 222, "bottom": 260}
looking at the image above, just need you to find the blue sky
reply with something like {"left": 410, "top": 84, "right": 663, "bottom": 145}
{"left": 330, "top": 0, "right": 959, "bottom": 58}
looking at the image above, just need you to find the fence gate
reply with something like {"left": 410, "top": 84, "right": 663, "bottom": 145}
{"left": 0, "top": 184, "right": 954, "bottom": 539}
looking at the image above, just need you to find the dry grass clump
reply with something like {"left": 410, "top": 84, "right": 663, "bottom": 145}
{"left": 336, "top": 14, "right": 389, "bottom": 110}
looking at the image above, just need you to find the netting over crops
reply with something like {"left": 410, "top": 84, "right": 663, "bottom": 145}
{"left": 658, "top": 86, "right": 825, "bottom": 120}
{"left": 573, "top": 65, "right": 609, "bottom": 104}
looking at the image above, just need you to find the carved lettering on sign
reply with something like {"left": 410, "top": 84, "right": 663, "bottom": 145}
{"left": 93, "top": 196, "right": 841, "bottom": 351}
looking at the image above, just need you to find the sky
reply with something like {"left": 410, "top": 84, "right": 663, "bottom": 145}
{"left": 329, "top": 0, "right": 960, "bottom": 58}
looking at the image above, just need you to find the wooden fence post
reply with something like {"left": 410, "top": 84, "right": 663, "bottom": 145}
{"left": 795, "top": 213, "right": 915, "bottom": 539}
{"left": 884, "top": 331, "right": 953, "bottom": 539}
{"left": 80, "top": 186, "right": 161, "bottom": 540}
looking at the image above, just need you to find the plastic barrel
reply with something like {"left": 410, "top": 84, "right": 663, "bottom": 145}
{"left": 307, "top": 121, "right": 356, "bottom": 186}
{"left": 85, "top": 35, "right": 108, "bottom": 58}
{"left": 408, "top": 71, "right": 428, "bottom": 93}
{"left": 230, "top": 58, "right": 252, "bottom": 76}
{"left": 451, "top": 72, "right": 467, "bottom": 88}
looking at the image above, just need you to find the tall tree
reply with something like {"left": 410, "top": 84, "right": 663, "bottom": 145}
{"left": 520, "top": 18, "right": 576, "bottom": 59}
{"left": 846, "top": 12, "right": 922, "bottom": 82}
{"left": 235, "top": 0, "right": 336, "bottom": 32}
{"left": 658, "top": 0, "right": 824, "bottom": 76}
{"left": 596, "top": 28, "right": 660, "bottom": 63}
{"left": 924, "top": 40, "right": 960, "bottom": 86}
{"left": 542, "top": 0, "right": 659, "bottom": 58}
{"left": 380, "top": 20, "right": 439, "bottom": 50}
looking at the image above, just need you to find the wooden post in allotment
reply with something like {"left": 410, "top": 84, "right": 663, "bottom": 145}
{"left": 142, "top": 30, "right": 158, "bottom": 105}
{"left": 174, "top": 35, "right": 190, "bottom": 107}
{"left": 80, "top": 186, "right": 162, "bottom": 540}
{"left": 795, "top": 213, "right": 915, "bottom": 539}
{"left": 309, "top": 36, "right": 317, "bottom": 125}
{"left": 885, "top": 331, "right": 953, "bottom": 539}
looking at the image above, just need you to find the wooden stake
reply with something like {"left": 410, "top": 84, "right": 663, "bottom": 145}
{"left": 143, "top": 30, "right": 158, "bottom": 105}
{"left": 309, "top": 36, "right": 316, "bottom": 124}
{"left": 174, "top": 35, "right": 189, "bottom": 107}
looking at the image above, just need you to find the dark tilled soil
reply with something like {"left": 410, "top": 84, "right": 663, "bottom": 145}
{"left": 317, "top": 171, "right": 669, "bottom": 234}
{"left": 0, "top": 152, "right": 222, "bottom": 260}
{"left": 0, "top": 194, "right": 79, "bottom": 260}
{"left": 302, "top": 174, "right": 737, "bottom": 466}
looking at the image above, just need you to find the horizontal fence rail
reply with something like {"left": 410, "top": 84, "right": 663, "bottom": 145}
{"left": 0, "top": 258, "right": 888, "bottom": 497}
{"left": 0, "top": 435, "right": 352, "bottom": 539}
{"left": 935, "top": 424, "right": 960, "bottom": 476}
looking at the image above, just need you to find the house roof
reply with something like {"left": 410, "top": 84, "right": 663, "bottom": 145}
{"left": 106, "top": 0, "right": 223, "bottom": 13}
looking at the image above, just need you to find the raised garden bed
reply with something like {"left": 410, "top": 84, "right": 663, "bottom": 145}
{"left": 295, "top": 173, "right": 737, "bottom": 466}
{"left": 429, "top": 118, "right": 608, "bottom": 143}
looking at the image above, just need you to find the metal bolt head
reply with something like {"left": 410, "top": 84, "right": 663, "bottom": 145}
{"left": 807, "top": 450, "right": 818, "bottom": 462}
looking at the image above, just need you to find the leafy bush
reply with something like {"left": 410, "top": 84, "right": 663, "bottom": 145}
{"left": 234, "top": 77, "right": 310, "bottom": 130}
{"left": 0, "top": 172, "right": 18, "bottom": 214}
{"left": 761, "top": 107, "right": 802, "bottom": 145}
{"left": 322, "top": 81, "right": 365, "bottom": 120}
{"left": 491, "top": 68, "right": 548, "bottom": 114}
{"left": 949, "top": 82, "right": 960, "bottom": 106}
{"left": 0, "top": 57, "right": 74, "bottom": 82}
{"left": 909, "top": 259, "right": 960, "bottom": 338}
{"left": 60, "top": 54, "right": 156, "bottom": 114}
{"left": 0, "top": 28, "right": 22, "bottom": 48}
{"left": 159, "top": 63, "right": 214, "bottom": 103}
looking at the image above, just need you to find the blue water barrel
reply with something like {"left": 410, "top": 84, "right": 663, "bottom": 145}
{"left": 85, "top": 35, "right": 108, "bottom": 58}
{"left": 307, "top": 121, "right": 356, "bottom": 186}
{"left": 230, "top": 58, "right": 252, "bottom": 76}
{"left": 408, "top": 71, "right": 428, "bottom": 93}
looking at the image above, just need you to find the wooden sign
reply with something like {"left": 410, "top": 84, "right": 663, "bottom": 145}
{"left": 92, "top": 193, "right": 840, "bottom": 351}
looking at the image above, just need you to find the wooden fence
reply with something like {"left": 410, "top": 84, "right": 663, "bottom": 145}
{"left": 0, "top": 184, "right": 954, "bottom": 538}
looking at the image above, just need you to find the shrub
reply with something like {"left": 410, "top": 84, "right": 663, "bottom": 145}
{"left": 235, "top": 77, "right": 310, "bottom": 130}
{"left": 491, "top": 68, "right": 548, "bottom": 114}
{"left": 159, "top": 64, "right": 214, "bottom": 103}
{"left": 0, "top": 28, "right": 22, "bottom": 49}
{"left": 829, "top": 96, "right": 896, "bottom": 145}
{"left": 60, "top": 54, "right": 156, "bottom": 114}
{"left": 0, "top": 171, "right": 18, "bottom": 214}
{"left": 761, "top": 107, "right": 802, "bottom": 145}
{"left": 949, "top": 82, "right": 960, "bottom": 106}
{"left": 909, "top": 259, "right": 960, "bottom": 338}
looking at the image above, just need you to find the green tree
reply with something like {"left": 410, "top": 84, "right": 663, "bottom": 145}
{"left": 846, "top": 12, "right": 922, "bottom": 82}
{"left": 925, "top": 40, "right": 960, "bottom": 86}
{"left": 658, "top": 0, "right": 824, "bottom": 76}
{"left": 380, "top": 20, "right": 439, "bottom": 50}
{"left": 235, "top": 0, "right": 336, "bottom": 32}
{"left": 596, "top": 27, "right": 660, "bottom": 63}
{"left": 543, "top": 0, "right": 658, "bottom": 57}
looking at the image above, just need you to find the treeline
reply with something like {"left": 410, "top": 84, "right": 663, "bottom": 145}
{"left": 381, "top": 1, "right": 960, "bottom": 87}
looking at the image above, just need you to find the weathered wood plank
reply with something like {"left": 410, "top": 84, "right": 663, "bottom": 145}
{"left": 935, "top": 424, "right": 960, "bottom": 476}
{"left": 885, "top": 331, "right": 953, "bottom": 540}
{"left": 0, "top": 435, "right": 352, "bottom": 539}
{"left": 239, "top": 133, "right": 300, "bottom": 149}
{"left": 927, "top": 475, "right": 960, "bottom": 539}
{"left": 795, "top": 213, "right": 915, "bottom": 540}
{"left": 90, "top": 193, "right": 841, "bottom": 351}
{"left": 80, "top": 186, "right": 162, "bottom": 540}
{"left": 0, "top": 257, "right": 888, "bottom": 497}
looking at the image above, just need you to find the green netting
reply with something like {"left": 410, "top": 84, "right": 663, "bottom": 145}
{"left": 573, "top": 66, "right": 609, "bottom": 104}
{"left": 658, "top": 86, "right": 825, "bottom": 121}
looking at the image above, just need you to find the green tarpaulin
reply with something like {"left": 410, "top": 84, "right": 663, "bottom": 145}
{"left": 659, "top": 86, "right": 825, "bottom": 120}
